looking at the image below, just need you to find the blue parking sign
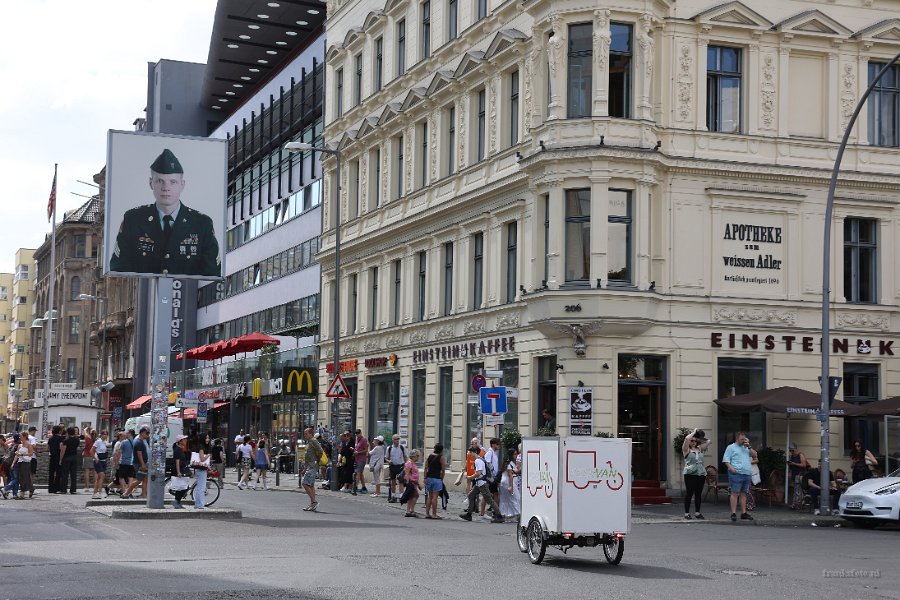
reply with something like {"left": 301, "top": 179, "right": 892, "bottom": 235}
{"left": 479, "top": 387, "right": 507, "bottom": 414}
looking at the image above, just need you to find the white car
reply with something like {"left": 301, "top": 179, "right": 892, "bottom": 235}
{"left": 838, "top": 468, "right": 900, "bottom": 529}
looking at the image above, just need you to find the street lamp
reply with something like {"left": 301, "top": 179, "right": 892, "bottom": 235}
{"left": 819, "top": 51, "right": 900, "bottom": 515}
{"left": 286, "top": 140, "right": 342, "bottom": 491}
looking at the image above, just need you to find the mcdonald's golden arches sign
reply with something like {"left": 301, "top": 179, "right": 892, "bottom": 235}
{"left": 282, "top": 367, "right": 317, "bottom": 398}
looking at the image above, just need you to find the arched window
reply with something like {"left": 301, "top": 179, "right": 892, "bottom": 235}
{"left": 70, "top": 276, "right": 81, "bottom": 301}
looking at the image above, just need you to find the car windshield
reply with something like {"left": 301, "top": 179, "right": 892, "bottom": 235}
{"left": 889, "top": 468, "right": 900, "bottom": 478}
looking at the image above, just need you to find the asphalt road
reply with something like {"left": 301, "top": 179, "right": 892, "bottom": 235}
{"left": 0, "top": 483, "right": 897, "bottom": 600}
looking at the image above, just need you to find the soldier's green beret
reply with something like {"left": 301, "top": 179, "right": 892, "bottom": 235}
{"left": 150, "top": 149, "right": 183, "bottom": 174}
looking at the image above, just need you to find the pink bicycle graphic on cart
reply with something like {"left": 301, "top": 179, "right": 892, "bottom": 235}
{"left": 565, "top": 450, "right": 625, "bottom": 491}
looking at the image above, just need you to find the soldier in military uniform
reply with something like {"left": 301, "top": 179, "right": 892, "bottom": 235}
{"left": 110, "top": 149, "right": 221, "bottom": 277}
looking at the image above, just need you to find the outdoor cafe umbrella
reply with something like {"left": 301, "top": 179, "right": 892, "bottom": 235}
{"left": 858, "top": 395, "right": 900, "bottom": 417}
{"left": 714, "top": 386, "right": 864, "bottom": 504}
{"left": 232, "top": 332, "right": 281, "bottom": 353}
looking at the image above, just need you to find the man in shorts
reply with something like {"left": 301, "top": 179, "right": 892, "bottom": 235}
{"left": 116, "top": 430, "right": 136, "bottom": 499}
{"left": 385, "top": 434, "right": 407, "bottom": 503}
{"left": 124, "top": 427, "right": 150, "bottom": 499}
{"left": 723, "top": 431, "right": 757, "bottom": 522}
{"left": 301, "top": 428, "right": 321, "bottom": 512}
{"left": 353, "top": 429, "right": 370, "bottom": 494}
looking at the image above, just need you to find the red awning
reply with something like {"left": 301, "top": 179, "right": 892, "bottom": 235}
{"left": 182, "top": 401, "right": 229, "bottom": 419}
{"left": 125, "top": 395, "right": 151, "bottom": 410}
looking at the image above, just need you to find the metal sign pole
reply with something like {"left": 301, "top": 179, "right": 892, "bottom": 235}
{"left": 148, "top": 277, "right": 173, "bottom": 509}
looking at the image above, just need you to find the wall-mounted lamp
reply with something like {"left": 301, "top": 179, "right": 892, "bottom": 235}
{"left": 577, "top": 380, "right": 585, "bottom": 387}
{"left": 654, "top": 140, "right": 662, "bottom": 151}
{"left": 596, "top": 278, "right": 602, "bottom": 289}
{"left": 540, "top": 279, "right": 548, "bottom": 290}
{"left": 602, "top": 363, "right": 610, "bottom": 370}
{"left": 539, "top": 140, "right": 546, "bottom": 151}
{"left": 515, "top": 151, "right": 522, "bottom": 160}
{"left": 556, "top": 364, "right": 565, "bottom": 372}
{"left": 648, "top": 281, "right": 656, "bottom": 291}
{"left": 519, "top": 285, "right": 527, "bottom": 297}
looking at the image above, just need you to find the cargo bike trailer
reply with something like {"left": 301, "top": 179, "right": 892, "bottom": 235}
{"left": 516, "top": 436, "right": 632, "bottom": 565}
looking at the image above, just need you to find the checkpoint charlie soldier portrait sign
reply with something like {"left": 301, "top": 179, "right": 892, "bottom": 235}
{"left": 104, "top": 131, "right": 227, "bottom": 279}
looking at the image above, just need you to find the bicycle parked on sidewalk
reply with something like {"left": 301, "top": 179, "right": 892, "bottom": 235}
{"left": 164, "top": 468, "right": 222, "bottom": 507}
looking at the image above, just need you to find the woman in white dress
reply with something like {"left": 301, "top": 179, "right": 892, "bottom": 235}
{"left": 499, "top": 447, "right": 521, "bottom": 521}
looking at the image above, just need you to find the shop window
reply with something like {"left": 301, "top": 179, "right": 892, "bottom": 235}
{"left": 499, "top": 358, "right": 519, "bottom": 431}
{"left": 607, "top": 189, "right": 632, "bottom": 285}
{"left": 439, "top": 366, "right": 453, "bottom": 462}
{"left": 716, "top": 358, "right": 766, "bottom": 469}
{"left": 536, "top": 355, "right": 557, "bottom": 433}
{"left": 412, "top": 369, "right": 427, "bottom": 454}
{"left": 843, "top": 363, "right": 881, "bottom": 456}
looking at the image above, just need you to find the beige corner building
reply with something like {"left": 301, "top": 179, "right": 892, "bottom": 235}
{"left": 0, "top": 271, "right": 13, "bottom": 429}
{"left": 4, "top": 249, "right": 36, "bottom": 430}
{"left": 321, "top": 0, "right": 900, "bottom": 484}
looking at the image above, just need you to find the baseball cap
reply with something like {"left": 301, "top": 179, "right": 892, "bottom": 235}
{"left": 374, "top": 435, "right": 385, "bottom": 442}
{"left": 788, "top": 442, "right": 797, "bottom": 450}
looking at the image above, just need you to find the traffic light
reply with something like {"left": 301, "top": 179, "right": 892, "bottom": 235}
{"left": 9, "top": 373, "right": 14, "bottom": 389}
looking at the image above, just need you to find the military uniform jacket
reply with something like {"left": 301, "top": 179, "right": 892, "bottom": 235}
{"left": 110, "top": 203, "right": 220, "bottom": 277}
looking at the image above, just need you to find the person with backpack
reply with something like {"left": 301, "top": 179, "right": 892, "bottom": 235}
{"left": 400, "top": 449, "right": 423, "bottom": 517}
{"left": 459, "top": 445, "right": 503, "bottom": 523}
{"left": 479, "top": 438, "right": 501, "bottom": 519}
{"left": 385, "top": 434, "right": 407, "bottom": 503}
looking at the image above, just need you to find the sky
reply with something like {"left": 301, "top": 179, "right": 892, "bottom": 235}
{"left": 0, "top": 0, "right": 218, "bottom": 273}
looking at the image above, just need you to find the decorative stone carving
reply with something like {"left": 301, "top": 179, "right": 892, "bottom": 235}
{"left": 840, "top": 62, "right": 856, "bottom": 132}
{"left": 496, "top": 312, "right": 520, "bottom": 329}
{"left": 593, "top": 9, "right": 611, "bottom": 73}
{"left": 359, "top": 152, "right": 367, "bottom": 209}
{"left": 326, "top": 0, "right": 336, "bottom": 18}
{"left": 429, "top": 111, "right": 438, "bottom": 182}
{"left": 363, "top": 339, "right": 381, "bottom": 352}
{"left": 405, "top": 130, "right": 413, "bottom": 194}
{"left": 713, "top": 307, "right": 796, "bottom": 325}
{"left": 457, "top": 94, "right": 468, "bottom": 168}
{"left": 638, "top": 14, "right": 654, "bottom": 112}
{"left": 836, "top": 312, "right": 888, "bottom": 330}
{"left": 523, "top": 46, "right": 538, "bottom": 126}
{"left": 343, "top": 343, "right": 358, "bottom": 355}
{"left": 385, "top": 334, "right": 402, "bottom": 347}
{"left": 760, "top": 54, "right": 776, "bottom": 129}
{"left": 409, "top": 329, "right": 428, "bottom": 343}
{"left": 323, "top": 347, "right": 334, "bottom": 359}
{"left": 544, "top": 322, "right": 603, "bottom": 357}
{"left": 546, "top": 14, "right": 563, "bottom": 116}
{"left": 488, "top": 77, "right": 498, "bottom": 155}
{"left": 463, "top": 319, "right": 485, "bottom": 334}
{"left": 381, "top": 143, "right": 389, "bottom": 204}
{"left": 434, "top": 324, "right": 454, "bottom": 339}
{"left": 677, "top": 45, "right": 693, "bottom": 121}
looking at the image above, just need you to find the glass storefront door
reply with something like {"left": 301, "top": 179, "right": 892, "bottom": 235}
{"left": 336, "top": 377, "right": 358, "bottom": 435}
{"left": 716, "top": 358, "right": 766, "bottom": 470}
{"left": 368, "top": 374, "right": 400, "bottom": 441}
{"left": 617, "top": 355, "right": 667, "bottom": 482}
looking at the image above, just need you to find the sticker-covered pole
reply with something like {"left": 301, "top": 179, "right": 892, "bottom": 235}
{"left": 148, "top": 277, "right": 173, "bottom": 509}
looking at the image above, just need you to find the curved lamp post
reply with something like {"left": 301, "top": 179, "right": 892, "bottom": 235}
{"left": 819, "top": 51, "right": 900, "bottom": 514}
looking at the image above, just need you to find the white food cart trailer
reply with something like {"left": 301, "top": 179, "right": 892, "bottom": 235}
{"left": 517, "top": 436, "right": 632, "bottom": 565}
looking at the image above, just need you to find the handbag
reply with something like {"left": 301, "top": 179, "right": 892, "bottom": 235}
{"left": 170, "top": 476, "right": 190, "bottom": 491}
{"left": 190, "top": 452, "right": 210, "bottom": 470}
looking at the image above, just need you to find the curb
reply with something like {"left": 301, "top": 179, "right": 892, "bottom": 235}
{"left": 107, "top": 507, "right": 242, "bottom": 520}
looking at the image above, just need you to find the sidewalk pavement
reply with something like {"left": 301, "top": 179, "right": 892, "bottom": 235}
{"left": 220, "top": 470, "right": 848, "bottom": 527}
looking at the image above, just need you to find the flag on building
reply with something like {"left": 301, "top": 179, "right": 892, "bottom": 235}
{"left": 47, "top": 166, "right": 57, "bottom": 222}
